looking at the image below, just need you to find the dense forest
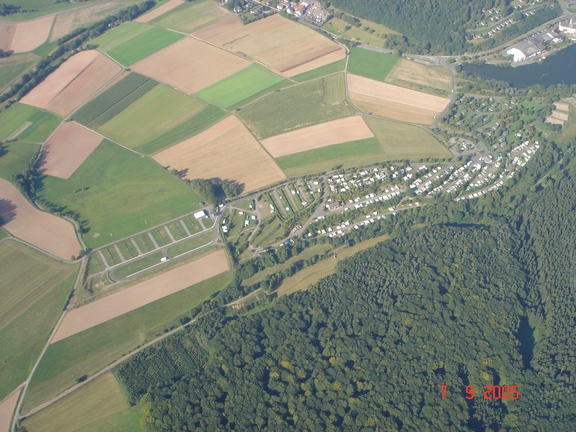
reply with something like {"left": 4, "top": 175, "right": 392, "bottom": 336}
{"left": 115, "top": 138, "right": 576, "bottom": 429}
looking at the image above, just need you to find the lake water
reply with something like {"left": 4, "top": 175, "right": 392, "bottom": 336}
{"left": 462, "top": 43, "right": 576, "bottom": 88}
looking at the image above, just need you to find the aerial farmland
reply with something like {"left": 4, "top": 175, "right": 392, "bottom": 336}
{"left": 0, "top": 0, "right": 509, "bottom": 429}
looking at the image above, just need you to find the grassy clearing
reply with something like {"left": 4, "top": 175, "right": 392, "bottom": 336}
{"left": 197, "top": 65, "right": 283, "bottom": 108}
{"left": 277, "top": 234, "right": 389, "bottom": 296}
{"left": 151, "top": 0, "right": 230, "bottom": 33}
{"left": 291, "top": 59, "right": 346, "bottom": 83}
{"left": 365, "top": 116, "right": 451, "bottom": 159}
{"left": 276, "top": 138, "right": 382, "bottom": 176}
{"left": 0, "top": 228, "right": 10, "bottom": 240}
{"left": 0, "top": 141, "right": 39, "bottom": 182}
{"left": 323, "top": 16, "right": 398, "bottom": 48}
{"left": 238, "top": 73, "right": 355, "bottom": 139}
{"left": 151, "top": 227, "right": 171, "bottom": 247}
{"left": 0, "top": 103, "right": 61, "bottom": 143}
{"left": 22, "top": 373, "right": 140, "bottom": 432}
{"left": 0, "top": 240, "right": 79, "bottom": 401}
{"left": 166, "top": 221, "right": 186, "bottom": 240}
{"left": 73, "top": 73, "right": 156, "bottom": 128}
{"left": 251, "top": 217, "right": 284, "bottom": 247}
{"left": 92, "top": 21, "right": 149, "bottom": 52}
{"left": 347, "top": 48, "right": 399, "bottom": 82}
{"left": 133, "top": 233, "right": 155, "bottom": 253}
{"left": 167, "top": 232, "right": 213, "bottom": 257}
{"left": 99, "top": 84, "right": 211, "bottom": 153}
{"left": 32, "top": 40, "right": 57, "bottom": 57}
{"left": 385, "top": 58, "right": 452, "bottom": 97}
{"left": 106, "top": 27, "right": 183, "bottom": 66}
{"left": 242, "top": 244, "right": 331, "bottom": 286}
{"left": 183, "top": 215, "right": 204, "bottom": 234}
{"left": 0, "top": 59, "right": 35, "bottom": 91}
{"left": 39, "top": 140, "right": 201, "bottom": 248}
{"left": 112, "top": 251, "right": 164, "bottom": 279}
{"left": 24, "top": 271, "right": 233, "bottom": 411}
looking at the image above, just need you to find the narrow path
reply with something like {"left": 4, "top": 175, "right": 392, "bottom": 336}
{"left": 113, "top": 244, "right": 125, "bottom": 262}
{"left": 180, "top": 220, "right": 192, "bottom": 236}
{"left": 130, "top": 238, "right": 142, "bottom": 256}
{"left": 147, "top": 232, "right": 159, "bottom": 249}
{"left": 164, "top": 225, "right": 176, "bottom": 243}
{"left": 97, "top": 250, "right": 109, "bottom": 268}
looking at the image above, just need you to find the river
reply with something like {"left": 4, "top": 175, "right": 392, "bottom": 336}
{"left": 462, "top": 43, "right": 576, "bottom": 88}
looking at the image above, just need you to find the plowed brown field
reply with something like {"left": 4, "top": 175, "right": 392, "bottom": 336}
{"left": 154, "top": 116, "right": 285, "bottom": 192}
{"left": 0, "top": 178, "right": 81, "bottom": 260}
{"left": 261, "top": 116, "right": 374, "bottom": 157}
{"left": 0, "top": 15, "right": 53, "bottom": 52}
{"left": 52, "top": 250, "right": 229, "bottom": 342}
{"left": 40, "top": 122, "right": 102, "bottom": 179}
{"left": 135, "top": 0, "right": 184, "bottom": 23}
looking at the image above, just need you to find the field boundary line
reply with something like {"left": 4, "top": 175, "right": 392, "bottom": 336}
{"left": 0, "top": 236, "right": 78, "bottom": 264}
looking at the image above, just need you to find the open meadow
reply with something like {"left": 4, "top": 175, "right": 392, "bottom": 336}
{"left": 22, "top": 373, "right": 140, "bottom": 432}
{"left": 20, "top": 50, "right": 121, "bottom": 117}
{"left": 347, "top": 47, "right": 399, "bottom": 82}
{"left": 0, "top": 178, "right": 81, "bottom": 259}
{"left": 261, "top": 116, "right": 374, "bottom": 157}
{"left": 23, "top": 270, "right": 232, "bottom": 411}
{"left": 0, "top": 240, "right": 78, "bottom": 402}
{"left": 0, "top": 15, "right": 53, "bottom": 53}
{"left": 154, "top": 116, "right": 286, "bottom": 192}
{"left": 238, "top": 73, "right": 355, "bottom": 139}
{"left": 196, "top": 64, "right": 283, "bottom": 108}
{"left": 348, "top": 74, "right": 450, "bottom": 125}
{"left": 92, "top": 21, "right": 183, "bottom": 66}
{"left": 0, "top": 103, "right": 60, "bottom": 143}
{"left": 98, "top": 84, "right": 215, "bottom": 153}
{"left": 386, "top": 58, "right": 452, "bottom": 96}
{"left": 53, "top": 250, "right": 229, "bottom": 342}
{"left": 39, "top": 140, "right": 202, "bottom": 249}
{"left": 0, "top": 53, "right": 36, "bottom": 92}
{"left": 132, "top": 37, "right": 251, "bottom": 94}
{"left": 150, "top": 0, "right": 230, "bottom": 33}
{"left": 0, "top": 142, "right": 39, "bottom": 183}
{"left": 39, "top": 122, "right": 102, "bottom": 179}
{"left": 195, "top": 13, "right": 345, "bottom": 77}
{"left": 323, "top": 15, "right": 399, "bottom": 48}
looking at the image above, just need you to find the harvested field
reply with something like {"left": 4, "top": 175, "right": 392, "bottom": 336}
{"left": 20, "top": 50, "right": 121, "bottom": 117}
{"left": 53, "top": 250, "right": 229, "bottom": 342}
{"left": 136, "top": 0, "right": 184, "bottom": 23}
{"left": 547, "top": 116, "right": 564, "bottom": 125}
{"left": 154, "top": 116, "right": 285, "bottom": 192}
{"left": 195, "top": 13, "right": 345, "bottom": 77}
{"left": 386, "top": 58, "right": 452, "bottom": 96}
{"left": 49, "top": 2, "right": 123, "bottom": 42}
{"left": 554, "top": 102, "right": 569, "bottom": 111}
{"left": 348, "top": 74, "right": 449, "bottom": 125}
{"left": 132, "top": 37, "right": 250, "bottom": 94}
{"left": 239, "top": 73, "right": 355, "bottom": 139}
{"left": 551, "top": 111, "right": 569, "bottom": 121}
{"left": 39, "top": 122, "right": 102, "bottom": 179}
{"left": 151, "top": 0, "right": 230, "bottom": 33}
{"left": 0, "top": 15, "right": 53, "bottom": 52}
{"left": 261, "top": 116, "right": 374, "bottom": 157}
{"left": 0, "top": 389, "right": 20, "bottom": 432}
{"left": 0, "top": 178, "right": 81, "bottom": 260}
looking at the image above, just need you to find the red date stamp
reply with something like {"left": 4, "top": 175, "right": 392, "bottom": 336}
{"left": 439, "top": 385, "right": 519, "bottom": 400}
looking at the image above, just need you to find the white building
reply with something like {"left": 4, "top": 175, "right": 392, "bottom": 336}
{"left": 194, "top": 210, "right": 207, "bottom": 219}
{"left": 507, "top": 47, "right": 526, "bottom": 62}
{"left": 559, "top": 18, "right": 576, "bottom": 37}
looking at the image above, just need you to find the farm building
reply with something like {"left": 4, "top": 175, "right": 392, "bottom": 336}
{"left": 194, "top": 210, "right": 207, "bottom": 219}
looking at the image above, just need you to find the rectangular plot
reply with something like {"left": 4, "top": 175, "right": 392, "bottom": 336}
{"left": 183, "top": 215, "right": 203, "bottom": 234}
{"left": 113, "top": 251, "right": 165, "bottom": 279}
{"left": 107, "top": 27, "right": 184, "bottom": 66}
{"left": 73, "top": 73, "right": 152, "bottom": 126}
{"left": 121, "top": 240, "right": 139, "bottom": 258}
{"left": 0, "top": 103, "right": 61, "bottom": 143}
{"left": 285, "top": 185, "right": 304, "bottom": 211}
{"left": 133, "top": 233, "right": 155, "bottom": 253}
{"left": 151, "top": 0, "right": 230, "bottom": 33}
{"left": 347, "top": 48, "right": 399, "bottom": 82}
{"left": 166, "top": 222, "right": 186, "bottom": 240}
{"left": 103, "top": 246, "right": 121, "bottom": 266}
{"left": 92, "top": 21, "right": 150, "bottom": 52}
{"left": 151, "top": 227, "right": 171, "bottom": 247}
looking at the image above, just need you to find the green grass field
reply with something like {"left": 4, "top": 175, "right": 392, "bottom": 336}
{"left": 0, "top": 103, "right": 61, "bottom": 143}
{"left": 365, "top": 116, "right": 451, "bottom": 159}
{"left": 238, "top": 73, "right": 355, "bottom": 139}
{"left": 0, "top": 58, "right": 35, "bottom": 91}
{"left": 291, "top": 59, "right": 346, "bottom": 83}
{"left": 0, "top": 0, "right": 103, "bottom": 20}
{"left": 151, "top": 0, "right": 230, "bottom": 33}
{"left": 32, "top": 40, "right": 57, "bottom": 57}
{"left": 276, "top": 138, "right": 383, "bottom": 176}
{"left": 0, "top": 141, "right": 39, "bottom": 182}
{"left": 98, "top": 84, "right": 213, "bottom": 153}
{"left": 0, "top": 240, "right": 79, "bottom": 401}
{"left": 0, "top": 228, "right": 10, "bottom": 240}
{"left": 196, "top": 65, "right": 283, "bottom": 108}
{"left": 22, "top": 373, "right": 140, "bottom": 432}
{"left": 106, "top": 26, "right": 183, "bottom": 66}
{"left": 112, "top": 251, "right": 164, "bottom": 279}
{"left": 167, "top": 232, "right": 213, "bottom": 257}
{"left": 23, "top": 271, "right": 233, "bottom": 411}
{"left": 91, "top": 21, "right": 149, "bottom": 52}
{"left": 347, "top": 47, "right": 399, "bottom": 82}
{"left": 39, "top": 140, "right": 202, "bottom": 248}
{"left": 73, "top": 73, "right": 157, "bottom": 128}
{"left": 322, "top": 15, "right": 398, "bottom": 48}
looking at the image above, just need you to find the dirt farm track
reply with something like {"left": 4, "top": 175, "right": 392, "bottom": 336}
{"left": 0, "top": 179, "right": 81, "bottom": 260}
{"left": 52, "top": 250, "right": 230, "bottom": 342}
